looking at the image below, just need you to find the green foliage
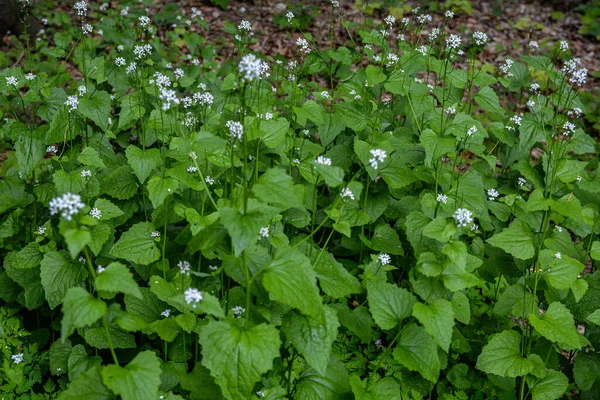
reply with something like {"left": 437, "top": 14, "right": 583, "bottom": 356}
{"left": 0, "top": 1, "right": 598, "bottom": 399}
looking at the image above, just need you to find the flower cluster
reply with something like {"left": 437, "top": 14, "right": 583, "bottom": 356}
{"left": 453, "top": 208, "right": 473, "bottom": 227}
{"left": 49, "top": 193, "right": 85, "bottom": 221}
{"left": 369, "top": 149, "right": 387, "bottom": 169}
{"left": 184, "top": 288, "right": 203, "bottom": 308}
{"left": 239, "top": 54, "right": 263, "bottom": 81}
{"left": 473, "top": 31, "right": 488, "bottom": 46}
{"left": 226, "top": 120, "right": 244, "bottom": 141}
{"left": 178, "top": 260, "right": 191, "bottom": 275}
{"left": 232, "top": 306, "right": 246, "bottom": 318}
{"left": 314, "top": 155, "right": 332, "bottom": 166}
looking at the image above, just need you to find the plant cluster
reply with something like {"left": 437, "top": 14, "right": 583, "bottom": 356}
{"left": 1, "top": 1, "right": 599, "bottom": 399}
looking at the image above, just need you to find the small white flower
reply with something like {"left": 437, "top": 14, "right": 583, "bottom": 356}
{"left": 428, "top": 28, "right": 439, "bottom": 42}
{"left": 340, "top": 188, "right": 355, "bottom": 200}
{"left": 378, "top": 253, "right": 391, "bottom": 265}
{"left": 25, "top": 73, "right": 35, "bottom": 81}
{"left": 445, "top": 106, "right": 457, "bottom": 115}
{"left": 47, "top": 145, "right": 58, "bottom": 154}
{"left": 90, "top": 208, "right": 101, "bottom": 219}
{"left": 178, "top": 260, "right": 191, "bottom": 275}
{"left": 527, "top": 99, "right": 535, "bottom": 108}
{"left": 139, "top": 15, "right": 151, "bottom": 27}
{"left": 65, "top": 95, "right": 79, "bottom": 112}
{"left": 187, "top": 166, "right": 197, "bottom": 173}
{"left": 189, "top": 151, "right": 197, "bottom": 160}
{"left": 78, "top": 85, "right": 87, "bottom": 97}
{"left": 82, "top": 24, "right": 93, "bottom": 35}
{"left": 555, "top": 252, "right": 562, "bottom": 259}
{"left": 96, "top": 265, "right": 105, "bottom": 274}
{"left": 384, "top": 15, "right": 395, "bottom": 27}
{"left": 205, "top": 176, "right": 214, "bottom": 185}
{"left": 467, "top": 126, "right": 477, "bottom": 137}
{"left": 209, "top": 265, "right": 218, "bottom": 271}
{"left": 499, "top": 58, "right": 514, "bottom": 75}
{"left": 555, "top": 225, "right": 563, "bottom": 232}
{"left": 161, "top": 309, "right": 171, "bottom": 318}
{"left": 446, "top": 34, "right": 461, "bottom": 49}
{"left": 321, "top": 91, "right": 330, "bottom": 99}
{"left": 529, "top": 41, "right": 539, "bottom": 51}
{"left": 286, "top": 11, "right": 294, "bottom": 23}
{"left": 436, "top": 194, "right": 448, "bottom": 204}
{"left": 37, "top": 226, "right": 46, "bottom": 235}
{"left": 184, "top": 288, "right": 203, "bottom": 307}
{"left": 576, "top": 175, "right": 583, "bottom": 182}
{"left": 11, "top": 353, "right": 24, "bottom": 364}
{"left": 470, "top": 224, "right": 478, "bottom": 232}
{"left": 174, "top": 68, "right": 185, "bottom": 80}
{"left": 559, "top": 40, "right": 569, "bottom": 52}
{"left": 238, "top": 20, "right": 252, "bottom": 32}
{"left": 78, "top": 256, "right": 86, "bottom": 263}
{"left": 232, "top": 306, "right": 245, "bottom": 318}
{"left": 562, "top": 121, "right": 576, "bottom": 136}
{"left": 487, "top": 188, "right": 499, "bottom": 201}
{"left": 530, "top": 83, "right": 540, "bottom": 93}
{"left": 151, "top": 231, "right": 161, "bottom": 238}
{"left": 74, "top": 1, "right": 87, "bottom": 16}
{"left": 315, "top": 155, "right": 332, "bottom": 166}
{"left": 81, "top": 169, "right": 92, "bottom": 179}
{"left": 517, "top": 177, "right": 527, "bottom": 187}
{"left": 256, "top": 390, "right": 266, "bottom": 398}
{"left": 226, "top": 120, "right": 244, "bottom": 141}
{"left": 445, "top": 10, "right": 454, "bottom": 18}
{"left": 296, "top": 38, "right": 311, "bottom": 54}
{"left": 49, "top": 193, "right": 85, "bottom": 221}
{"left": 453, "top": 208, "right": 473, "bottom": 227}
{"left": 369, "top": 149, "right": 387, "bottom": 169}
{"left": 416, "top": 45, "right": 429, "bottom": 56}
{"left": 117, "top": 44, "right": 124, "bottom": 52}
{"left": 259, "top": 226, "right": 270, "bottom": 238}
{"left": 473, "top": 31, "right": 488, "bottom": 46}
{"left": 115, "top": 57, "right": 126, "bottom": 67}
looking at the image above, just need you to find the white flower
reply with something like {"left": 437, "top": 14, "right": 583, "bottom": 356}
{"left": 340, "top": 187, "right": 355, "bottom": 200}
{"left": 139, "top": 16, "right": 151, "bottom": 27}
{"left": 321, "top": 91, "right": 330, "bottom": 99}
{"left": 49, "top": 193, "right": 85, "bottom": 221}
{"left": 74, "top": 1, "right": 87, "bottom": 16}
{"left": 81, "top": 169, "right": 92, "bottom": 179}
{"left": 256, "top": 390, "right": 266, "bottom": 398}
{"left": 99, "top": 3, "right": 108, "bottom": 11}
{"left": 178, "top": 260, "right": 191, "bottom": 275}
{"left": 286, "top": 11, "right": 294, "bottom": 23}
{"left": 194, "top": 92, "right": 214, "bottom": 107}
{"left": 259, "top": 226, "right": 270, "bottom": 238}
{"left": 446, "top": 34, "right": 461, "bottom": 49}
{"left": 570, "top": 68, "right": 588, "bottom": 87}
{"left": 568, "top": 108, "right": 583, "bottom": 118}
{"left": 559, "top": 40, "right": 569, "bottom": 52}
{"left": 161, "top": 309, "right": 171, "bottom": 318}
{"left": 65, "top": 95, "right": 79, "bottom": 112}
{"left": 517, "top": 177, "right": 527, "bottom": 187}
{"left": 369, "top": 149, "right": 387, "bottom": 169}
{"left": 445, "top": 106, "right": 457, "bottom": 115}
{"left": 6, "top": 76, "right": 18, "bottom": 87}
{"left": 527, "top": 99, "right": 535, "bottom": 108}
{"left": 47, "top": 145, "right": 58, "bottom": 154}
{"left": 187, "top": 166, "right": 197, "bottom": 173}
{"left": 529, "top": 41, "right": 539, "bottom": 51}
{"left": 96, "top": 265, "right": 105, "bottom": 274}
{"left": 473, "top": 31, "right": 488, "bottom": 46}
{"left": 428, "top": 28, "right": 439, "bottom": 42}
{"left": 453, "top": 208, "right": 473, "bottom": 227}
{"left": 78, "top": 256, "right": 86, "bottom": 263}
{"left": 174, "top": 68, "right": 185, "bottom": 80}
{"left": 315, "top": 155, "right": 332, "bottom": 166}
{"left": 417, "top": 14, "right": 432, "bottom": 24}
{"left": 120, "top": 6, "right": 129, "bottom": 16}
{"left": 239, "top": 54, "right": 263, "bottom": 81}
{"left": 90, "top": 208, "right": 101, "bottom": 219}
{"left": 555, "top": 252, "right": 562, "bottom": 259}
{"left": 117, "top": 44, "right": 124, "bottom": 52}
{"left": 499, "top": 58, "right": 514, "bottom": 75}
{"left": 467, "top": 126, "right": 477, "bottom": 137}
{"left": 445, "top": 10, "right": 454, "bottom": 18}
{"left": 470, "top": 224, "right": 478, "bottom": 232}
{"left": 184, "top": 288, "right": 203, "bottom": 307}
{"left": 436, "top": 194, "right": 448, "bottom": 204}
{"left": 82, "top": 24, "right": 93, "bottom": 35}
{"left": 133, "top": 44, "right": 152, "bottom": 59}
{"left": 331, "top": 0, "right": 339, "bottom": 7}
{"left": 37, "top": 226, "right": 46, "bottom": 235}
{"left": 11, "top": 353, "right": 24, "bottom": 364}
{"left": 78, "top": 85, "right": 87, "bottom": 97}
{"left": 384, "top": 15, "right": 395, "bottom": 27}
{"left": 126, "top": 62, "right": 137, "bottom": 75}
{"left": 487, "top": 188, "right": 499, "bottom": 201}
{"left": 151, "top": 231, "right": 161, "bottom": 238}
{"left": 416, "top": 45, "right": 429, "bottom": 56}
{"left": 562, "top": 121, "right": 576, "bottom": 136}
{"left": 115, "top": 57, "right": 126, "bottom": 67}
{"left": 205, "top": 176, "right": 214, "bottom": 185}
{"left": 231, "top": 306, "right": 245, "bottom": 318}
{"left": 189, "top": 151, "right": 197, "bottom": 160}
{"left": 378, "top": 253, "right": 391, "bottom": 265}
{"left": 555, "top": 225, "right": 563, "bottom": 232}
{"left": 25, "top": 73, "right": 35, "bottom": 81}
{"left": 296, "top": 38, "right": 311, "bottom": 54}
{"left": 576, "top": 175, "right": 583, "bottom": 182}
{"left": 209, "top": 265, "right": 218, "bottom": 271}
{"left": 226, "top": 120, "right": 244, "bottom": 141}
{"left": 238, "top": 20, "right": 252, "bottom": 32}
{"left": 530, "top": 83, "right": 540, "bottom": 93}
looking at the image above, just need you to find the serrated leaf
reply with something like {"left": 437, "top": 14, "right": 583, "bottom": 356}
{"left": 252, "top": 168, "right": 303, "bottom": 210}
{"left": 67, "top": 344, "right": 102, "bottom": 381}
{"left": 487, "top": 221, "right": 535, "bottom": 260}
{"left": 281, "top": 307, "right": 339, "bottom": 376}
{"left": 61, "top": 287, "right": 107, "bottom": 342}
{"left": 125, "top": 146, "right": 162, "bottom": 184}
{"left": 527, "top": 369, "right": 569, "bottom": 400}
{"left": 543, "top": 251, "right": 585, "bottom": 290}
{"left": 78, "top": 147, "right": 106, "bottom": 169}
{"left": 146, "top": 176, "right": 178, "bottom": 208}
{"left": 118, "top": 91, "right": 145, "bottom": 131}
{"left": 40, "top": 251, "right": 88, "bottom": 309}
{"left": 199, "top": 320, "right": 281, "bottom": 400}
{"left": 476, "top": 330, "right": 533, "bottom": 378}
{"left": 110, "top": 222, "right": 160, "bottom": 265}
{"left": 475, "top": 86, "right": 504, "bottom": 116}
{"left": 412, "top": 299, "right": 455, "bottom": 351}
{"left": 529, "top": 302, "right": 582, "bottom": 350}
{"left": 95, "top": 262, "right": 142, "bottom": 299}
{"left": 79, "top": 91, "right": 111, "bottom": 132}
{"left": 58, "top": 366, "right": 112, "bottom": 400}
{"left": 392, "top": 323, "right": 440, "bottom": 382}
{"left": 102, "top": 350, "right": 162, "bottom": 400}
{"left": 93, "top": 198, "right": 123, "bottom": 220}
{"left": 296, "top": 357, "right": 352, "bottom": 400}
{"left": 220, "top": 206, "right": 271, "bottom": 257}
{"left": 313, "top": 252, "right": 362, "bottom": 299}
{"left": 366, "top": 280, "right": 416, "bottom": 330}
{"left": 101, "top": 165, "right": 139, "bottom": 200}
{"left": 573, "top": 352, "right": 600, "bottom": 391}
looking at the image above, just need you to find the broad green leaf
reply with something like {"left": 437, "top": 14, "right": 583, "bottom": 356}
{"left": 149, "top": 275, "right": 225, "bottom": 318}
{"left": 118, "top": 91, "right": 145, "bottom": 131}
{"left": 58, "top": 366, "right": 112, "bottom": 400}
{"left": 586, "top": 309, "right": 600, "bottom": 325}
{"left": 102, "top": 350, "right": 162, "bottom": 400}
{"left": 529, "top": 302, "right": 582, "bottom": 350}
{"left": 519, "top": 113, "right": 547, "bottom": 151}
{"left": 78, "top": 147, "right": 106, "bottom": 169}
{"left": 314, "top": 164, "right": 345, "bottom": 187}
{"left": 252, "top": 168, "right": 303, "bottom": 210}
{"left": 110, "top": 222, "right": 160, "bottom": 265}
{"left": 542, "top": 251, "right": 585, "bottom": 290}
{"left": 313, "top": 252, "right": 362, "bottom": 299}
{"left": 15, "top": 129, "right": 44, "bottom": 178}
{"left": 296, "top": 357, "right": 352, "bottom": 400}
{"left": 146, "top": 176, "right": 178, "bottom": 208}
{"left": 281, "top": 307, "right": 339, "bottom": 376}
{"left": 220, "top": 206, "right": 271, "bottom": 257}
{"left": 124, "top": 288, "right": 164, "bottom": 323}
{"left": 40, "top": 251, "right": 88, "bottom": 309}
{"left": 350, "top": 376, "right": 401, "bottom": 400}
{"left": 366, "top": 280, "right": 415, "bottom": 330}
{"left": 93, "top": 198, "right": 123, "bottom": 220}
{"left": 367, "top": 224, "right": 404, "bottom": 255}
{"left": 101, "top": 165, "right": 139, "bottom": 200}
{"left": 125, "top": 146, "right": 162, "bottom": 184}
{"left": 333, "top": 102, "right": 368, "bottom": 132}
{"left": 49, "top": 339, "right": 72, "bottom": 376}
{"left": 61, "top": 287, "right": 107, "bottom": 342}
{"left": 487, "top": 220, "right": 535, "bottom": 260}
{"left": 573, "top": 352, "right": 600, "bottom": 391}
{"left": 258, "top": 118, "right": 289, "bottom": 148}
{"left": 527, "top": 369, "right": 569, "bottom": 400}
{"left": 199, "top": 320, "right": 281, "bottom": 400}
{"left": 262, "top": 249, "right": 324, "bottom": 320}
{"left": 335, "top": 305, "right": 373, "bottom": 343}
{"left": 79, "top": 91, "right": 111, "bottom": 132}
{"left": 476, "top": 330, "right": 533, "bottom": 378}
{"left": 392, "top": 323, "right": 440, "bottom": 382}
{"left": 67, "top": 344, "right": 102, "bottom": 381}
{"left": 62, "top": 227, "right": 92, "bottom": 260}
{"left": 423, "top": 217, "right": 457, "bottom": 243}
{"left": 412, "top": 299, "right": 455, "bottom": 351}
{"left": 420, "top": 129, "right": 456, "bottom": 168}
{"left": 451, "top": 292, "right": 471, "bottom": 325}
{"left": 179, "top": 364, "right": 222, "bottom": 399}
{"left": 475, "top": 86, "right": 505, "bottom": 116}
{"left": 95, "top": 262, "right": 142, "bottom": 299}
{"left": 591, "top": 241, "right": 600, "bottom": 260}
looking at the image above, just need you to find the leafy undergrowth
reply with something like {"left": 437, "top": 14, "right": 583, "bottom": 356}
{"left": 1, "top": 1, "right": 600, "bottom": 399}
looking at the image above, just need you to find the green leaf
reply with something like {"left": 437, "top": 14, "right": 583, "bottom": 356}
{"left": 281, "top": 307, "right": 339, "bottom": 376}
{"left": 474, "top": 86, "right": 505, "bottom": 116}
{"left": 95, "top": 262, "right": 142, "bottom": 299}
{"left": 110, "top": 222, "right": 160, "bottom": 265}
{"left": 333, "top": 102, "right": 368, "bottom": 132}
{"left": 519, "top": 113, "right": 547, "bottom": 151}
{"left": 93, "top": 198, "right": 123, "bottom": 220}
{"left": 252, "top": 168, "right": 303, "bottom": 210}
{"left": 451, "top": 292, "right": 471, "bottom": 325}
{"left": 199, "top": 320, "right": 281, "bottom": 400}
{"left": 412, "top": 299, "right": 455, "bottom": 352}
{"left": 102, "top": 350, "right": 162, "bottom": 400}
{"left": 314, "top": 164, "right": 345, "bottom": 188}
{"left": 586, "top": 309, "right": 600, "bottom": 325}
{"left": 423, "top": 217, "right": 457, "bottom": 243}
{"left": 529, "top": 302, "right": 582, "bottom": 350}
{"left": 350, "top": 376, "right": 401, "bottom": 400}
{"left": 61, "top": 287, "right": 107, "bottom": 342}
{"left": 591, "top": 242, "right": 600, "bottom": 260}
{"left": 527, "top": 369, "right": 569, "bottom": 400}
{"left": 367, "top": 280, "right": 416, "bottom": 330}
{"left": 392, "top": 323, "right": 440, "bottom": 382}
{"left": 179, "top": 364, "right": 222, "bottom": 399}
{"left": 367, "top": 224, "right": 404, "bottom": 255}
{"left": 146, "top": 176, "right": 178, "bottom": 208}
{"left": 476, "top": 330, "right": 534, "bottom": 378}
{"left": 62, "top": 227, "right": 92, "bottom": 260}
{"left": 67, "top": 344, "right": 102, "bottom": 381}
{"left": 79, "top": 91, "right": 111, "bottom": 132}
{"left": 49, "top": 339, "right": 72, "bottom": 376}
{"left": 487, "top": 220, "right": 535, "bottom": 260}
{"left": 101, "top": 165, "right": 139, "bottom": 200}
{"left": 335, "top": 305, "right": 373, "bottom": 343}
{"left": 118, "top": 91, "right": 145, "bottom": 131}
{"left": 125, "top": 146, "right": 162, "bottom": 184}
{"left": 40, "top": 251, "right": 88, "bottom": 309}
{"left": 15, "top": 129, "right": 44, "bottom": 178}
{"left": 574, "top": 352, "right": 600, "bottom": 391}
{"left": 220, "top": 206, "right": 271, "bottom": 257}
{"left": 262, "top": 249, "right": 324, "bottom": 320}
{"left": 543, "top": 251, "right": 585, "bottom": 290}
{"left": 58, "top": 366, "right": 112, "bottom": 400}
{"left": 258, "top": 118, "right": 289, "bottom": 148}
{"left": 78, "top": 147, "right": 106, "bottom": 169}
{"left": 296, "top": 357, "right": 352, "bottom": 400}
{"left": 313, "top": 252, "right": 362, "bottom": 299}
